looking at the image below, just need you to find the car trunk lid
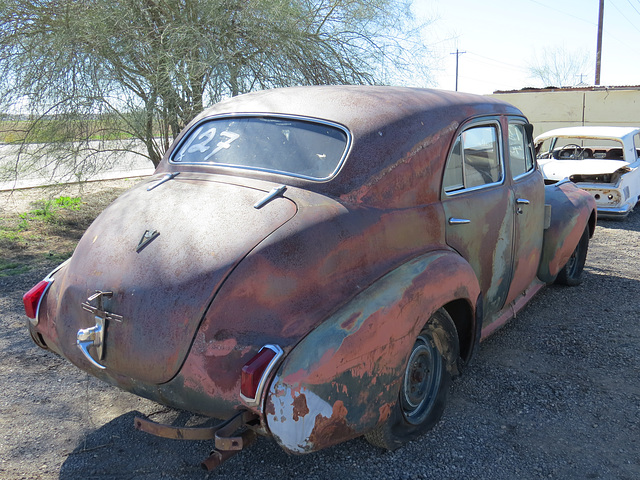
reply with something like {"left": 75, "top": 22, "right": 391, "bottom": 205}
{"left": 53, "top": 176, "right": 296, "bottom": 384}
{"left": 541, "top": 159, "right": 631, "bottom": 181}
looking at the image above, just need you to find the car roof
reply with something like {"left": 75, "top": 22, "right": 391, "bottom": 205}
{"left": 163, "top": 86, "right": 525, "bottom": 207}
{"left": 535, "top": 126, "right": 640, "bottom": 143}
{"left": 195, "top": 85, "right": 520, "bottom": 128}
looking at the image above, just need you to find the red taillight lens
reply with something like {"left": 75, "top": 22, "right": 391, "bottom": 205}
{"left": 241, "top": 348, "right": 278, "bottom": 400}
{"left": 23, "top": 280, "right": 50, "bottom": 319}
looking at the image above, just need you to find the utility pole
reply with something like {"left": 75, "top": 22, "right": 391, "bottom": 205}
{"left": 595, "top": 0, "right": 604, "bottom": 85}
{"left": 451, "top": 49, "right": 466, "bottom": 91}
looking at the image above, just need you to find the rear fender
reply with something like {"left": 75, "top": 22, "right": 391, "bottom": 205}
{"left": 538, "top": 181, "right": 596, "bottom": 283}
{"left": 264, "top": 250, "right": 480, "bottom": 454}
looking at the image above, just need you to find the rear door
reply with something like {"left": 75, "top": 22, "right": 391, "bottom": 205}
{"left": 504, "top": 120, "right": 545, "bottom": 305}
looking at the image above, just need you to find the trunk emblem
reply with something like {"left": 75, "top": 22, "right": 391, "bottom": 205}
{"left": 136, "top": 229, "right": 160, "bottom": 253}
{"left": 76, "top": 291, "right": 123, "bottom": 370}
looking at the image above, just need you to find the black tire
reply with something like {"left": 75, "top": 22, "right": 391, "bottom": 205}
{"left": 365, "top": 309, "right": 459, "bottom": 450}
{"left": 555, "top": 225, "right": 589, "bottom": 286}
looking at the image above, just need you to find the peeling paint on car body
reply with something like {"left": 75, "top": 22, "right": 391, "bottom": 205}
{"left": 26, "top": 86, "right": 597, "bottom": 465}
{"left": 265, "top": 251, "right": 480, "bottom": 453}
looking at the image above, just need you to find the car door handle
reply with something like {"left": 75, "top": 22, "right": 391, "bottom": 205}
{"left": 448, "top": 217, "right": 471, "bottom": 225}
{"left": 516, "top": 198, "right": 530, "bottom": 215}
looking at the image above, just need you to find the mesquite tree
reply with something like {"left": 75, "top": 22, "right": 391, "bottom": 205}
{"left": 0, "top": 0, "right": 430, "bottom": 180}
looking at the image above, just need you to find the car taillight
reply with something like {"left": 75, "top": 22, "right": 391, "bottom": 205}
{"left": 23, "top": 280, "right": 51, "bottom": 319}
{"left": 240, "top": 345, "right": 283, "bottom": 403}
{"left": 23, "top": 258, "right": 69, "bottom": 324}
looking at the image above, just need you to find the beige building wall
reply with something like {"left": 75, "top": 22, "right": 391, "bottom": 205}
{"left": 491, "top": 88, "right": 640, "bottom": 137}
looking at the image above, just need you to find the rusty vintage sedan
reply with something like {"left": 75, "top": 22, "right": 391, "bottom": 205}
{"left": 24, "top": 86, "right": 596, "bottom": 469}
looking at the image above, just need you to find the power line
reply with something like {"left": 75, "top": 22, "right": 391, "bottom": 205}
{"left": 525, "top": 0, "right": 640, "bottom": 41}
{"left": 529, "top": 0, "right": 640, "bottom": 62}
{"left": 627, "top": 0, "right": 640, "bottom": 15}
{"left": 608, "top": 1, "right": 640, "bottom": 37}
{"left": 612, "top": 0, "right": 640, "bottom": 34}
{"left": 466, "top": 52, "right": 530, "bottom": 74}
{"left": 524, "top": 0, "right": 597, "bottom": 26}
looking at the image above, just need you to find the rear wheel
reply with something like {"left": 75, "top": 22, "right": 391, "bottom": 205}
{"left": 365, "top": 309, "right": 459, "bottom": 450}
{"left": 555, "top": 226, "right": 589, "bottom": 286}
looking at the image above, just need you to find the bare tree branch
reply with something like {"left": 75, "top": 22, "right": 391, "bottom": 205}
{"left": 529, "top": 46, "right": 591, "bottom": 88}
{"left": 0, "top": 0, "right": 433, "bottom": 181}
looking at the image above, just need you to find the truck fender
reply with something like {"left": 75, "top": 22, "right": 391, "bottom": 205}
{"left": 264, "top": 250, "right": 480, "bottom": 454}
{"left": 538, "top": 181, "right": 596, "bottom": 283}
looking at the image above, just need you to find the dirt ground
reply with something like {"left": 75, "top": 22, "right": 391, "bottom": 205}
{"left": 1, "top": 181, "right": 639, "bottom": 479}
{"left": 0, "top": 179, "right": 138, "bottom": 268}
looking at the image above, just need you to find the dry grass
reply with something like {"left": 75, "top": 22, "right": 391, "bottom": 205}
{"left": 0, "top": 178, "right": 145, "bottom": 276}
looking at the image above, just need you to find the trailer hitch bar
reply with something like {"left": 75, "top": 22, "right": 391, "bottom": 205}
{"left": 134, "top": 410, "right": 258, "bottom": 470}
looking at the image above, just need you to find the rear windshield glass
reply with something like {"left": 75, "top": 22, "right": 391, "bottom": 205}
{"left": 171, "top": 116, "right": 349, "bottom": 180}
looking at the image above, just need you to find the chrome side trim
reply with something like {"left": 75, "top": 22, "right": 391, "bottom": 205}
{"left": 254, "top": 185, "right": 287, "bottom": 209}
{"left": 240, "top": 344, "right": 284, "bottom": 407}
{"left": 147, "top": 172, "right": 180, "bottom": 191}
{"left": 77, "top": 323, "right": 106, "bottom": 370}
{"left": 442, "top": 117, "right": 506, "bottom": 197}
{"left": 555, "top": 177, "right": 572, "bottom": 187}
{"left": 31, "top": 258, "right": 71, "bottom": 326}
{"left": 444, "top": 178, "right": 506, "bottom": 196}
{"left": 76, "top": 291, "right": 124, "bottom": 370}
{"left": 595, "top": 205, "right": 633, "bottom": 216}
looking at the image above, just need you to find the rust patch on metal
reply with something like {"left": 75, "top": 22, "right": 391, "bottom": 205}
{"left": 378, "top": 402, "right": 392, "bottom": 423}
{"left": 292, "top": 393, "right": 310, "bottom": 421}
{"left": 134, "top": 416, "right": 219, "bottom": 440}
{"left": 308, "top": 401, "right": 353, "bottom": 447}
{"left": 265, "top": 398, "right": 276, "bottom": 416}
{"left": 340, "top": 122, "right": 459, "bottom": 207}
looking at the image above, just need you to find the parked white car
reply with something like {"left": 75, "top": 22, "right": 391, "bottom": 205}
{"left": 535, "top": 126, "right": 640, "bottom": 218}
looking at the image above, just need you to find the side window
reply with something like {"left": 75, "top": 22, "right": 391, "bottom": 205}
{"left": 443, "top": 136, "right": 463, "bottom": 192}
{"left": 508, "top": 123, "right": 534, "bottom": 178}
{"left": 444, "top": 124, "right": 502, "bottom": 193}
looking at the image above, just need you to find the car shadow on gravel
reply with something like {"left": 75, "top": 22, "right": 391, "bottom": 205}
{"left": 58, "top": 411, "right": 216, "bottom": 479}
{"left": 57, "top": 409, "right": 382, "bottom": 480}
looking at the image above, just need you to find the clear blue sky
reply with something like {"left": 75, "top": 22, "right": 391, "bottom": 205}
{"left": 413, "top": 0, "right": 640, "bottom": 94}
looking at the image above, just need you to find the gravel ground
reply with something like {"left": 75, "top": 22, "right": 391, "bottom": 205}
{"left": 1, "top": 210, "right": 639, "bottom": 480}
